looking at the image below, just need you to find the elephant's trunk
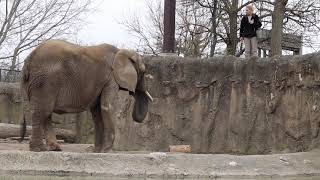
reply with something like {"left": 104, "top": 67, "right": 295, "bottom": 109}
{"left": 131, "top": 73, "right": 152, "bottom": 123}
{"left": 132, "top": 90, "right": 149, "bottom": 123}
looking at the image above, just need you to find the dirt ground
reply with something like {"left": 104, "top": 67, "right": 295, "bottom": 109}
{"left": 0, "top": 141, "right": 92, "bottom": 153}
{"left": 0, "top": 139, "right": 320, "bottom": 179}
{"left": 0, "top": 139, "right": 152, "bottom": 153}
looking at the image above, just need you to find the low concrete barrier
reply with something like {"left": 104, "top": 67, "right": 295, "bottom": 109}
{"left": 0, "top": 149, "right": 319, "bottom": 178}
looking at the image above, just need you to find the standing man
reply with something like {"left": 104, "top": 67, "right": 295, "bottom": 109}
{"left": 240, "top": 5, "right": 262, "bottom": 57}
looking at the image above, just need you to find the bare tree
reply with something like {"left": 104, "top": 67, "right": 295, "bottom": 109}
{"left": 121, "top": 1, "right": 215, "bottom": 57}
{"left": 270, "top": 0, "right": 288, "bottom": 56}
{"left": 195, "top": 0, "right": 274, "bottom": 56}
{"left": 120, "top": 1, "right": 164, "bottom": 55}
{"left": 0, "top": 0, "right": 92, "bottom": 71}
{"left": 184, "top": 0, "right": 220, "bottom": 57}
{"left": 254, "top": 0, "right": 320, "bottom": 55}
{"left": 176, "top": 2, "right": 213, "bottom": 57}
{"left": 121, "top": 0, "right": 320, "bottom": 57}
{"left": 195, "top": 0, "right": 320, "bottom": 56}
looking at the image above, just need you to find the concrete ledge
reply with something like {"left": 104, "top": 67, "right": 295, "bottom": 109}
{"left": 0, "top": 149, "right": 320, "bottom": 179}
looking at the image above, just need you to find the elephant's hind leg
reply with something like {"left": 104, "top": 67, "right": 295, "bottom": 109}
{"left": 28, "top": 87, "right": 56, "bottom": 152}
{"left": 29, "top": 108, "right": 49, "bottom": 152}
{"left": 44, "top": 117, "right": 61, "bottom": 151}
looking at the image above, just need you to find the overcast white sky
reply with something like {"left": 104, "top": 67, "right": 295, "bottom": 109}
{"left": 78, "top": 0, "right": 149, "bottom": 49}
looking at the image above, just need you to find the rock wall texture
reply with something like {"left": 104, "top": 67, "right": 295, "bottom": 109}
{"left": 0, "top": 83, "right": 22, "bottom": 124}
{"left": 1, "top": 53, "right": 320, "bottom": 154}
{"left": 114, "top": 53, "right": 320, "bottom": 154}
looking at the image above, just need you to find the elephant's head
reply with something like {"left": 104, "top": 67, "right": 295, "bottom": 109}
{"left": 112, "top": 49, "right": 152, "bottom": 123}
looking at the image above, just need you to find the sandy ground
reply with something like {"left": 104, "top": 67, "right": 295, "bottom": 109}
{"left": 0, "top": 141, "right": 92, "bottom": 153}
{"left": 0, "top": 140, "right": 152, "bottom": 154}
{"left": 0, "top": 141, "right": 320, "bottom": 179}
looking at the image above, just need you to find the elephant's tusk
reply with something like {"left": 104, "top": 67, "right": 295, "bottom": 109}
{"left": 145, "top": 91, "right": 153, "bottom": 102}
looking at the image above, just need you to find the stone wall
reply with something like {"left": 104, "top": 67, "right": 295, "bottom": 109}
{"left": 0, "top": 83, "right": 22, "bottom": 124}
{"left": 113, "top": 53, "right": 320, "bottom": 154}
{"left": 1, "top": 53, "right": 320, "bottom": 154}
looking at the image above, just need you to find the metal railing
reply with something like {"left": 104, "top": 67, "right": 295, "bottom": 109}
{"left": 0, "top": 69, "right": 22, "bottom": 83}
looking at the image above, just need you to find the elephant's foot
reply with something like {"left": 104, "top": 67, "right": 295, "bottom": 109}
{"left": 29, "top": 141, "right": 47, "bottom": 152}
{"left": 93, "top": 145, "right": 102, "bottom": 153}
{"left": 85, "top": 145, "right": 95, "bottom": 153}
{"left": 47, "top": 143, "right": 62, "bottom": 151}
{"left": 100, "top": 144, "right": 113, "bottom": 153}
{"left": 93, "top": 145, "right": 113, "bottom": 153}
{"left": 101, "top": 148, "right": 113, "bottom": 153}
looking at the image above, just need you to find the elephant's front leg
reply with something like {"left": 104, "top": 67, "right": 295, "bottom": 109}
{"left": 91, "top": 106, "right": 104, "bottom": 153}
{"left": 99, "top": 81, "right": 118, "bottom": 153}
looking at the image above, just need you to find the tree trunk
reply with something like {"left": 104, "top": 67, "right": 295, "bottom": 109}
{"left": 270, "top": 0, "right": 288, "bottom": 56}
{"left": 226, "top": 0, "right": 238, "bottom": 55}
{"left": 0, "top": 123, "right": 76, "bottom": 143}
{"left": 4, "top": 48, "right": 19, "bottom": 82}
{"left": 210, "top": 0, "right": 218, "bottom": 57}
{"left": 10, "top": 48, "right": 19, "bottom": 71}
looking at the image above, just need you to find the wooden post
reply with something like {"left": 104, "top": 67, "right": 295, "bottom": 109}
{"left": 163, "top": 0, "right": 176, "bottom": 53}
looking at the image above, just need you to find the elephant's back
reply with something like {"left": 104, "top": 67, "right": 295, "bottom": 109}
{"left": 31, "top": 40, "right": 80, "bottom": 63}
{"left": 25, "top": 40, "right": 114, "bottom": 81}
{"left": 28, "top": 40, "right": 117, "bottom": 66}
{"left": 25, "top": 40, "right": 86, "bottom": 79}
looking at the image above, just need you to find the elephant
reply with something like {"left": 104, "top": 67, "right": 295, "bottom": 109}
{"left": 20, "top": 40, "right": 152, "bottom": 152}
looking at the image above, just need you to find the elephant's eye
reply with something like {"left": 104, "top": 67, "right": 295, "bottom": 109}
{"left": 139, "top": 72, "right": 145, "bottom": 80}
{"left": 140, "top": 63, "right": 145, "bottom": 73}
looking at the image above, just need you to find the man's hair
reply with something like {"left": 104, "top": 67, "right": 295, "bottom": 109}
{"left": 246, "top": 4, "right": 254, "bottom": 11}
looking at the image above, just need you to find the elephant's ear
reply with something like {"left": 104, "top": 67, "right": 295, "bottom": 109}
{"left": 112, "top": 49, "right": 138, "bottom": 93}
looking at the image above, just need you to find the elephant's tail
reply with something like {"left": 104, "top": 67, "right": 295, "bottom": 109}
{"left": 21, "top": 53, "right": 32, "bottom": 101}
{"left": 19, "top": 115, "right": 27, "bottom": 143}
{"left": 21, "top": 54, "right": 30, "bottom": 83}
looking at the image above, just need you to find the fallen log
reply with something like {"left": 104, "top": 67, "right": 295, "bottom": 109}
{"left": 0, "top": 123, "right": 76, "bottom": 143}
{"left": 169, "top": 145, "right": 191, "bottom": 153}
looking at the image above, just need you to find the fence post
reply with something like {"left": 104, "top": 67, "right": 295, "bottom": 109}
{"left": 0, "top": 69, "right": 21, "bottom": 82}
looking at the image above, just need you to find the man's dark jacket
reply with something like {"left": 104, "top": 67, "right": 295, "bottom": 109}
{"left": 240, "top": 14, "right": 262, "bottom": 38}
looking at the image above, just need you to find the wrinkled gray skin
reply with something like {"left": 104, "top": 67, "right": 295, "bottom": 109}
{"left": 21, "top": 40, "right": 149, "bottom": 152}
